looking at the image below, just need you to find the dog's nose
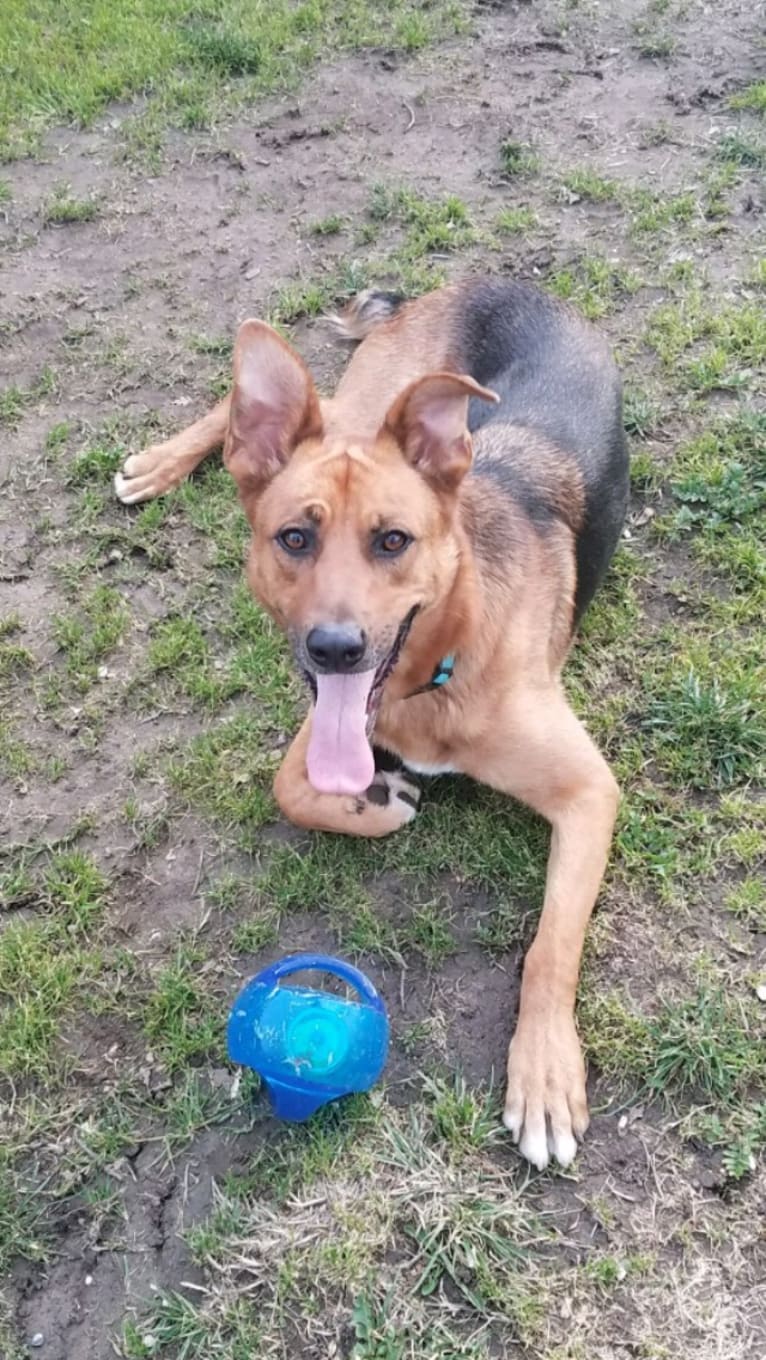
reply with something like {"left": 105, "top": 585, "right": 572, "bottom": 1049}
{"left": 306, "top": 624, "right": 367, "bottom": 672}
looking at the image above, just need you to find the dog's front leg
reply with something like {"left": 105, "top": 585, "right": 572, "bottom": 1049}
{"left": 462, "top": 689, "right": 619, "bottom": 1170}
{"left": 274, "top": 717, "right": 421, "bottom": 837}
{"left": 115, "top": 395, "right": 232, "bottom": 504}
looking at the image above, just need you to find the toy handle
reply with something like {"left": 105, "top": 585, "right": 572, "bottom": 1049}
{"left": 256, "top": 953, "right": 386, "bottom": 1014}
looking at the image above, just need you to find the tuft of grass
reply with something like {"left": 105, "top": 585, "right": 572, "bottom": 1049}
{"left": 725, "top": 877, "right": 765, "bottom": 932}
{"left": 52, "top": 584, "right": 130, "bottom": 692}
{"left": 714, "top": 132, "right": 766, "bottom": 168}
{"left": 67, "top": 435, "right": 126, "bottom": 485}
{"left": 642, "top": 661, "right": 765, "bottom": 789}
{"left": 548, "top": 255, "right": 641, "bottom": 320}
{"left": 143, "top": 943, "right": 221, "bottom": 1071}
{"left": 495, "top": 205, "right": 538, "bottom": 235}
{"left": 623, "top": 386, "right": 661, "bottom": 438}
{"left": 0, "top": 850, "right": 107, "bottom": 1078}
{"left": 630, "top": 188, "right": 695, "bottom": 233}
{"left": 42, "top": 185, "right": 100, "bottom": 225}
{"left": 309, "top": 213, "right": 345, "bottom": 235}
{"left": 634, "top": 29, "right": 676, "bottom": 59}
{"left": 729, "top": 81, "right": 766, "bottom": 115}
{"left": 499, "top": 139, "right": 539, "bottom": 177}
{"left": 369, "top": 184, "right": 475, "bottom": 257}
{"left": 646, "top": 987, "right": 764, "bottom": 1103}
{"left": 0, "top": 368, "right": 56, "bottom": 430}
{"left": 562, "top": 168, "right": 619, "bottom": 203}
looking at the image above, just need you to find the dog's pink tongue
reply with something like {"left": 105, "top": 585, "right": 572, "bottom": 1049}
{"left": 306, "top": 670, "right": 376, "bottom": 795}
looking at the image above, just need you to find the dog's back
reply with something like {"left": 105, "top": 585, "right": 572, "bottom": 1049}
{"left": 456, "top": 281, "right": 628, "bottom": 620}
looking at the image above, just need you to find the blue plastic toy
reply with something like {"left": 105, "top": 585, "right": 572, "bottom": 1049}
{"left": 227, "top": 953, "right": 389, "bottom": 1122}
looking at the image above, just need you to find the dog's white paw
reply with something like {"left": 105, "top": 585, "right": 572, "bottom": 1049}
{"left": 115, "top": 445, "right": 184, "bottom": 504}
{"left": 503, "top": 1010, "right": 588, "bottom": 1171}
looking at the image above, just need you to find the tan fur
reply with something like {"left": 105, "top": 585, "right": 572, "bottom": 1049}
{"left": 114, "top": 285, "right": 620, "bottom": 1171}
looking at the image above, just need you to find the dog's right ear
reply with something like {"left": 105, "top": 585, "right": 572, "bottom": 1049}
{"left": 224, "top": 321, "right": 323, "bottom": 498}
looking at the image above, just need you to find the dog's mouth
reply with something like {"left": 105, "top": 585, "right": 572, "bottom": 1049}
{"left": 302, "top": 607, "right": 417, "bottom": 797}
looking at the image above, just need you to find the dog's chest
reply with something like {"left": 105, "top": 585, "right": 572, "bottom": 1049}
{"left": 402, "top": 758, "right": 458, "bottom": 777}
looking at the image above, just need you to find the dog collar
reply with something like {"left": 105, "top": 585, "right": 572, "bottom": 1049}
{"left": 407, "top": 654, "right": 455, "bottom": 698}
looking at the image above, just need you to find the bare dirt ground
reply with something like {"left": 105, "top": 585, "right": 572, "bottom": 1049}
{"left": 1, "top": 2, "right": 765, "bottom": 1358}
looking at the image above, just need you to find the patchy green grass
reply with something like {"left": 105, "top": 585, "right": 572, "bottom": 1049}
{"left": 562, "top": 168, "right": 619, "bottom": 203}
{"left": 42, "top": 184, "right": 100, "bottom": 225}
{"left": 714, "top": 132, "right": 766, "bottom": 169}
{"left": 645, "top": 294, "right": 766, "bottom": 391}
{"left": 630, "top": 187, "right": 695, "bottom": 234}
{"left": 51, "top": 584, "right": 130, "bottom": 693}
{"left": 309, "top": 213, "right": 345, "bottom": 235}
{"left": 0, "top": 0, "right": 469, "bottom": 159}
{"left": 641, "top": 651, "right": 765, "bottom": 789}
{"left": 729, "top": 80, "right": 766, "bottom": 116}
{"left": 0, "top": 851, "right": 108, "bottom": 1079}
{"left": 120, "top": 1090, "right": 543, "bottom": 1358}
{"left": 143, "top": 942, "right": 221, "bottom": 1071}
{"left": 548, "top": 254, "right": 641, "bottom": 320}
{"left": 0, "top": 368, "right": 56, "bottom": 429}
{"left": 499, "top": 140, "right": 539, "bottom": 177}
{"left": 495, "top": 205, "right": 538, "bottom": 235}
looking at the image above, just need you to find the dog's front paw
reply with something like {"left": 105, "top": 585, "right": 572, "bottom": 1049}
{"left": 362, "top": 768, "right": 421, "bottom": 827}
{"left": 503, "top": 1011, "right": 589, "bottom": 1171}
{"left": 115, "top": 443, "right": 187, "bottom": 504}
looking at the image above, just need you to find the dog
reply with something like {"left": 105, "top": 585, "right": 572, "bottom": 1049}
{"left": 115, "top": 279, "right": 628, "bottom": 1169}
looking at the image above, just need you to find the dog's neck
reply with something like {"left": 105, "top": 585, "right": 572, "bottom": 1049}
{"left": 387, "top": 516, "right": 481, "bottom": 701}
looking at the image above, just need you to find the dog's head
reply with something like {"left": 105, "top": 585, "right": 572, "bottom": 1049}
{"left": 224, "top": 320, "right": 496, "bottom": 795}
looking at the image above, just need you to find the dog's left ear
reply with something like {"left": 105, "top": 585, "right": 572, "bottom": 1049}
{"left": 225, "top": 320, "right": 323, "bottom": 499}
{"left": 382, "top": 372, "right": 498, "bottom": 492}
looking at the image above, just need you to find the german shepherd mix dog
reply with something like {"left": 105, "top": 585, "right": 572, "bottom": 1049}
{"left": 116, "top": 280, "right": 628, "bottom": 1170}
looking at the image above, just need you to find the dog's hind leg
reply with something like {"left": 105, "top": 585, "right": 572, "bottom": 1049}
{"left": 461, "top": 687, "right": 619, "bottom": 1171}
{"left": 114, "top": 394, "right": 231, "bottom": 504}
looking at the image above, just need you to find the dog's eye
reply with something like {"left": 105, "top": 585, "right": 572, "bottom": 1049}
{"left": 376, "top": 529, "right": 411, "bottom": 557}
{"left": 277, "top": 527, "right": 312, "bottom": 555}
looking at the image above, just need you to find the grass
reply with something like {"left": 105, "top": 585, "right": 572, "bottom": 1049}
{"left": 714, "top": 132, "right": 766, "bottom": 169}
{"left": 495, "top": 206, "right": 538, "bottom": 235}
{"left": 0, "top": 0, "right": 468, "bottom": 160}
{"left": 499, "top": 139, "right": 539, "bottom": 177}
{"left": 42, "top": 184, "right": 99, "bottom": 225}
{"left": 0, "top": 850, "right": 107, "bottom": 1079}
{"left": 143, "top": 942, "right": 221, "bottom": 1071}
{"left": 547, "top": 254, "right": 641, "bottom": 320}
{"left": 561, "top": 168, "right": 619, "bottom": 203}
{"left": 0, "top": 368, "right": 56, "bottom": 429}
{"left": 51, "top": 583, "right": 130, "bottom": 693}
{"left": 645, "top": 294, "right": 766, "bottom": 391}
{"left": 729, "top": 81, "right": 766, "bottom": 115}
{"left": 3, "top": 5, "right": 766, "bottom": 1358}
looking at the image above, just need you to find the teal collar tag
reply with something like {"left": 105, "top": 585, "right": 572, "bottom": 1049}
{"left": 430, "top": 654, "right": 455, "bottom": 687}
{"left": 407, "top": 653, "right": 455, "bottom": 698}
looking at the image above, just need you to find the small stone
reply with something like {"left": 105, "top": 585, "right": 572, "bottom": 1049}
{"left": 30, "top": 1335, "right": 44, "bottom": 1349}
{"left": 85, "top": 1274, "right": 93, "bottom": 1286}
{"left": 756, "top": 983, "right": 766, "bottom": 1002}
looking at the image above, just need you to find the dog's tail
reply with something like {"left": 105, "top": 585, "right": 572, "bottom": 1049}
{"left": 327, "top": 288, "right": 407, "bottom": 342}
